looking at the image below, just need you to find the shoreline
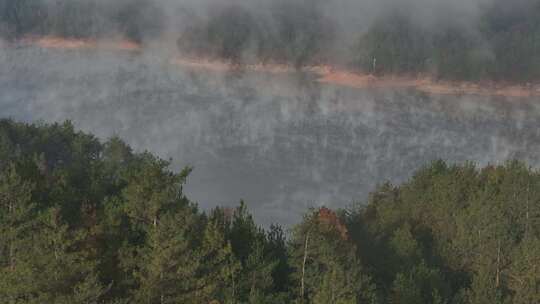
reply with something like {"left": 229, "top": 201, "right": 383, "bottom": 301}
{"left": 14, "top": 36, "right": 141, "bottom": 52}
{"left": 7, "top": 36, "right": 540, "bottom": 98}
{"left": 172, "top": 58, "right": 540, "bottom": 98}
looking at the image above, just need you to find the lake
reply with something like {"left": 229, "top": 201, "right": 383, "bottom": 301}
{"left": 1, "top": 45, "right": 539, "bottom": 225}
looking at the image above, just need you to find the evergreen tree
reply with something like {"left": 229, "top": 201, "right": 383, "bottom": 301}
{"left": 229, "top": 202, "right": 271, "bottom": 302}
{"left": 194, "top": 218, "right": 240, "bottom": 304}
{"left": 1, "top": 120, "right": 540, "bottom": 303}
{"left": 1, "top": 205, "right": 105, "bottom": 303}
{"left": 0, "top": 164, "right": 38, "bottom": 303}
{"left": 132, "top": 210, "right": 200, "bottom": 304}
{"left": 289, "top": 208, "right": 376, "bottom": 304}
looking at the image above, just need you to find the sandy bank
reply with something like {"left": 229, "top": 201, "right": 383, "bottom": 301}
{"left": 10, "top": 36, "right": 540, "bottom": 98}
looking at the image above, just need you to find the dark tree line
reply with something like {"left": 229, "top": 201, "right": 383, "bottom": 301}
{"left": 181, "top": 0, "right": 540, "bottom": 82}
{"left": 355, "top": 0, "right": 540, "bottom": 82}
{"left": 178, "top": 0, "right": 540, "bottom": 82}
{"left": 1, "top": 0, "right": 539, "bottom": 82}
{"left": 0, "top": 0, "right": 164, "bottom": 43}
{"left": 1, "top": 119, "right": 539, "bottom": 303}
{"left": 177, "top": 0, "right": 334, "bottom": 67}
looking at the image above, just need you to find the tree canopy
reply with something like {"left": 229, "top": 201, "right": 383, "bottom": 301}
{"left": 0, "top": 119, "right": 539, "bottom": 303}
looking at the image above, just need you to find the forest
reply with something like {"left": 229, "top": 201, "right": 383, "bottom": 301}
{"left": 0, "top": 0, "right": 163, "bottom": 43}
{"left": 0, "top": 119, "right": 539, "bottom": 303}
{"left": 1, "top": 0, "right": 539, "bottom": 82}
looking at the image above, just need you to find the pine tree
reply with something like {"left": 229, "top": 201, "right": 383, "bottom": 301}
{"left": 289, "top": 208, "right": 376, "bottom": 304}
{"left": 228, "top": 201, "right": 281, "bottom": 303}
{"left": 1, "top": 205, "right": 105, "bottom": 303}
{"left": 0, "top": 164, "right": 38, "bottom": 303}
{"left": 133, "top": 210, "right": 200, "bottom": 304}
{"left": 121, "top": 156, "right": 189, "bottom": 229}
{"left": 193, "top": 218, "right": 240, "bottom": 304}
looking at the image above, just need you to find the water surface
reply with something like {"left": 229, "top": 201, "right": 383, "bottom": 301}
{"left": 1, "top": 46, "right": 539, "bottom": 225}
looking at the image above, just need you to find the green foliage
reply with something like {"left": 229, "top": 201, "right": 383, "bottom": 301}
{"left": 349, "top": 160, "right": 540, "bottom": 303}
{"left": 289, "top": 208, "right": 377, "bottom": 304}
{"left": 1, "top": 119, "right": 540, "bottom": 303}
{"left": 131, "top": 210, "right": 200, "bottom": 304}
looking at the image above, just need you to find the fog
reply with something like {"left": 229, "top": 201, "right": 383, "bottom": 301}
{"left": 150, "top": 0, "right": 495, "bottom": 29}
{"left": 1, "top": 45, "right": 539, "bottom": 225}
{"left": 26, "top": 0, "right": 514, "bottom": 49}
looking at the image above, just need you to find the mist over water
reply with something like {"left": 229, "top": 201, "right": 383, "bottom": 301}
{"left": 1, "top": 46, "right": 540, "bottom": 225}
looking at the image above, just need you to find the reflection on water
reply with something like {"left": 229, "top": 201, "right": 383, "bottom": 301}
{"left": 1, "top": 47, "right": 540, "bottom": 225}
